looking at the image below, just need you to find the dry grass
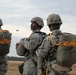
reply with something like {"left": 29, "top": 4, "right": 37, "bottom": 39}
{"left": 7, "top": 60, "right": 23, "bottom": 75}
{"left": 70, "top": 64, "right": 76, "bottom": 75}
{"left": 6, "top": 60, "right": 76, "bottom": 75}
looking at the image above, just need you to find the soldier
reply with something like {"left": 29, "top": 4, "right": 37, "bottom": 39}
{"left": 0, "top": 19, "right": 12, "bottom": 75}
{"left": 37, "top": 14, "right": 71, "bottom": 75}
{"left": 16, "top": 17, "right": 47, "bottom": 75}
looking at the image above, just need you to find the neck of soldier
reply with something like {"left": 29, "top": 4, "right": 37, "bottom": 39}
{"left": 51, "top": 29, "right": 62, "bottom": 35}
{"left": 32, "top": 29, "right": 41, "bottom": 33}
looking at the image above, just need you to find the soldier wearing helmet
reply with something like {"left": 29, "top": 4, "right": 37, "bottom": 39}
{"left": 16, "top": 17, "right": 47, "bottom": 75}
{"left": 47, "top": 14, "right": 62, "bottom": 31}
{"left": 31, "top": 17, "right": 44, "bottom": 27}
{"left": 37, "top": 14, "right": 71, "bottom": 75}
{"left": 0, "top": 19, "right": 11, "bottom": 75}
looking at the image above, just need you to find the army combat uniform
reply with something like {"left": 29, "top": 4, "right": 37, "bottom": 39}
{"left": 21, "top": 29, "right": 46, "bottom": 75}
{"left": 17, "top": 17, "right": 47, "bottom": 75}
{"left": 0, "top": 55, "right": 8, "bottom": 75}
{"left": 37, "top": 14, "right": 71, "bottom": 75}
{"left": 0, "top": 19, "right": 11, "bottom": 75}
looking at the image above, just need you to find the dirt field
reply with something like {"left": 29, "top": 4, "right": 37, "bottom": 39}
{"left": 7, "top": 60, "right": 76, "bottom": 75}
{"left": 7, "top": 60, "right": 23, "bottom": 75}
{"left": 70, "top": 64, "right": 76, "bottom": 75}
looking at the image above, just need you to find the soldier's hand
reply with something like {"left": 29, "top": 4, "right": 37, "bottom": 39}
{"left": 38, "top": 69, "right": 43, "bottom": 75}
{"left": 16, "top": 42, "right": 20, "bottom": 49}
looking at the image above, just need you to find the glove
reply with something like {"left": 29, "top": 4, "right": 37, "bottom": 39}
{"left": 38, "top": 69, "right": 43, "bottom": 75}
{"left": 16, "top": 42, "right": 20, "bottom": 49}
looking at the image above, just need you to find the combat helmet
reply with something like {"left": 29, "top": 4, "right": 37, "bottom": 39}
{"left": 47, "top": 14, "right": 62, "bottom": 25}
{"left": 0, "top": 19, "right": 3, "bottom": 26}
{"left": 31, "top": 17, "right": 44, "bottom": 27}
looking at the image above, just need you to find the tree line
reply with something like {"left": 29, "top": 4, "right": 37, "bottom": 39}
{"left": 7, "top": 56, "right": 24, "bottom": 61}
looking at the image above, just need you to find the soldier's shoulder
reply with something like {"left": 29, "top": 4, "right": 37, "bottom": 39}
{"left": 43, "top": 34, "right": 50, "bottom": 41}
{"left": 31, "top": 32, "right": 42, "bottom": 39}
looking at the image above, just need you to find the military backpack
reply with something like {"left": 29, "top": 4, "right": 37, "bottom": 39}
{"left": 0, "top": 30, "right": 12, "bottom": 55}
{"left": 50, "top": 32, "right": 76, "bottom": 67}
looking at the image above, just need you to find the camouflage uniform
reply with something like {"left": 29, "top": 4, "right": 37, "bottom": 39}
{"left": 37, "top": 14, "right": 71, "bottom": 75}
{"left": 22, "top": 30, "right": 46, "bottom": 75}
{"left": 0, "top": 19, "right": 8, "bottom": 75}
{"left": 0, "top": 55, "right": 8, "bottom": 75}
{"left": 19, "top": 17, "right": 46, "bottom": 75}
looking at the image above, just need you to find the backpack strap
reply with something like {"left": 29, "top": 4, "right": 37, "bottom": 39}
{"left": 50, "top": 33, "right": 59, "bottom": 46}
{"left": 50, "top": 33, "right": 76, "bottom": 46}
{"left": 58, "top": 40, "right": 76, "bottom": 46}
{"left": 50, "top": 33, "right": 54, "bottom": 45}
{"left": 30, "top": 32, "right": 47, "bottom": 54}
{"left": 0, "top": 30, "right": 11, "bottom": 44}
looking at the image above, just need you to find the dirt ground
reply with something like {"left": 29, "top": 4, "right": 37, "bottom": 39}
{"left": 7, "top": 60, "right": 76, "bottom": 75}
{"left": 70, "top": 64, "right": 76, "bottom": 75}
{"left": 7, "top": 60, "right": 23, "bottom": 75}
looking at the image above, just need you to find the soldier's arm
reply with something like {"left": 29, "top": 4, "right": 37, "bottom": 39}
{"left": 37, "top": 55, "right": 44, "bottom": 75}
{"left": 20, "top": 33, "right": 40, "bottom": 51}
{"left": 37, "top": 36, "right": 52, "bottom": 58}
{"left": 37, "top": 36, "right": 52, "bottom": 74}
{"left": 38, "top": 55, "right": 44, "bottom": 69}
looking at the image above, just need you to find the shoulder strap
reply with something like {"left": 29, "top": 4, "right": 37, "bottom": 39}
{"left": 35, "top": 32, "right": 47, "bottom": 39}
{"left": 30, "top": 32, "right": 47, "bottom": 54}
{"left": 0, "top": 30, "right": 10, "bottom": 38}
{"left": 50, "top": 33, "right": 76, "bottom": 46}
{"left": 0, "top": 30, "right": 11, "bottom": 44}
{"left": 59, "top": 40, "right": 76, "bottom": 46}
{"left": 50, "top": 33, "right": 54, "bottom": 45}
{"left": 34, "top": 32, "right": 46, "bottom": 35}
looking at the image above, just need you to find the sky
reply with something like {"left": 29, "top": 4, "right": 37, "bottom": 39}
{"left": 0, "top": 0, "right": 76, "bottom": 57}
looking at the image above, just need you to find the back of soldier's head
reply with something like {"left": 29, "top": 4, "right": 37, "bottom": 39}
{"left": 0, "top": 19, "right": 3, "bottom": 26}
{"left": 47, "top": 14, "right": 62, "bottom": 25}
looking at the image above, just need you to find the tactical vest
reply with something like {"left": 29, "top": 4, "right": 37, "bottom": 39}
{"left": 16, "top": 32, "right": 47, "bottom": 56}
{"left": 50, "top": 33, "right": 76, "bottom": 67}
{"left": 0, "top": 30, "right": 12, "bottom": 55}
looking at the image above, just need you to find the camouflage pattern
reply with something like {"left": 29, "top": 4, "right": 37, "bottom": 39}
{"left": 23, "top": 59, "right": 37, "bottom": 75}
{"left": 37, "top": 30, "right": 62, "bottom": 68}
{"left": 37, "top": 30, "right": 70, "bottom": 75}
{"left": 21, "top": 29, "right": 46, "bottom": 75}
{"left": 31, "top": 17, "right": 44, "bottom": 27}
{"left": 52, "top": 64, "right": 70, "bottom": 75}
{"left": 20, "top": 29, "right": 44, "bottom": 53}
{"left": 47, "top": 14, "right": 62, "bottom": 25}
{"left": 0, "top": 55, "right": 8, "bottom": 75}
{"left": 17, "top": 17, "right": 46, "bottom": 75}
{"left": 0, "top": 20, "right": 11, "bottom": 75}
{"left": 16, "top": 43, "right": 26, "bottom": 56}
{"left": 0, "top": 19, "right": 3, "bottom": 25}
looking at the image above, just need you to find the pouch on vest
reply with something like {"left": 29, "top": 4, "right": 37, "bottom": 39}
{"left": 0, "top": 30, "right": 12, "bottom": 55}
{"left": 16, "top": 43, "right": 28, "bottom": 56}
{"left": 18, "top": 62, "right": 24, "bottom": 74}
{"left": 50, "top": 33, "right": 76, "bottom": 67}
